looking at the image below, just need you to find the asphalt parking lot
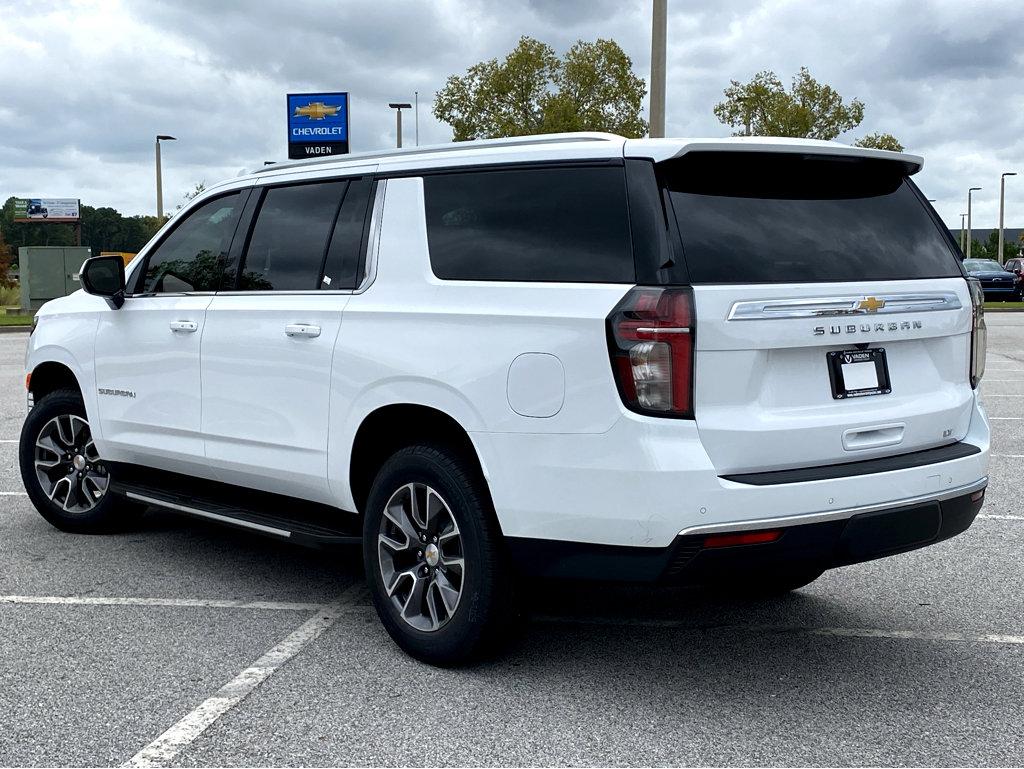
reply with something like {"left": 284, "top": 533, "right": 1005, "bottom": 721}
{"left": 2, "top": 316, "right": 1023, "bottom": 768}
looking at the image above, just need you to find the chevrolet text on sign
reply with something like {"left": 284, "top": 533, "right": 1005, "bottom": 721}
{"left": 287, "top": 92, "right": 349, "bottom": 160}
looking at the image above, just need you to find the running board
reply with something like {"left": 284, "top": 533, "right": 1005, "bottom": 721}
{"left": 107, "top": 463, "right": 362, "bottom": 547}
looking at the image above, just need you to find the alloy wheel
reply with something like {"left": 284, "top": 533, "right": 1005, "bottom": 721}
{"left": 377, "top": 482, "right": 465, "bottom": 632}
{"left": 34, "top": 414, "right": 109, "bottom": 513}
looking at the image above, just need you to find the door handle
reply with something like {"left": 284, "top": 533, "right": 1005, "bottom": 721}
{"left": 169, "top": 320, "right": 198, "bottom": 333}
{"left": 285, "top": 324, "right": 321, "bottom": 339}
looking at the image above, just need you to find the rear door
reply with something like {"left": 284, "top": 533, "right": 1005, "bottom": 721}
{"left": 659, "top": 151, "right": 972, "bottom": 475}
{"left": 200, "top": 173, "right": 375, "bottom": 502}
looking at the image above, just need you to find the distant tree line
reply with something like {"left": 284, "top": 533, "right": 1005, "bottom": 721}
{"left": 0, "top": 196, "right": 164, "bottom": 265}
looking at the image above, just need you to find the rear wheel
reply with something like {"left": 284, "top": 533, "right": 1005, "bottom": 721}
{"left": 19, "top": 389, "right": 143, "bottom": 533}
{"left": 363, "top": 444, "right": 511, "bottom": 665}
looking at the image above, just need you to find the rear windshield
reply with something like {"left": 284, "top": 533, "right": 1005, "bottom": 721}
{"left": 662, "top": 153, "right": 962, "bottom": 284}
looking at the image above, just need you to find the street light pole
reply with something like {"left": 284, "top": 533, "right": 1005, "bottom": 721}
{"left": 966, "top": 187, "right": 981, "bottom": 259}
{"left": 998, "top": 172, "right": 1017, "bottom": 265}
{"left": 649, "top": 0, "right": 667, "bottom": 138}
{"left": 155, "top": 135, "right": 176, "bottom": 219}
{"left": 388, "top": 103, "right": 412, "bottom": 149}
{"left": 960, "top": 213, "right": 967, "bottom": 252}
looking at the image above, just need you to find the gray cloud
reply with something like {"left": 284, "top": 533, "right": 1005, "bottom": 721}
{"left": 0, "top": 0, "right": 1022, "bottom": 228}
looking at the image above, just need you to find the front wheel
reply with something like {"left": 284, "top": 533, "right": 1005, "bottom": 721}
{"left": 363, "top": 444, "right": 512, "bottom": 665}
{"left": 19, "top": 388, "right": 143, "bottom": 533}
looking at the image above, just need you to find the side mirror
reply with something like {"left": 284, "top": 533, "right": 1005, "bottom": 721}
{"left": 79, "top": 255, "right": 126, "bottom": 309}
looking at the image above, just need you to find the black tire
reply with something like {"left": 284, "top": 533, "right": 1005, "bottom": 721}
{"left": 362, "top": 444, "right": 512, "bottom": 666}
{"left": 709, "top": 567, "right": 825, "bottom": 598}
{"left": 19, "top": 388, "right": 143, "bottom": 533}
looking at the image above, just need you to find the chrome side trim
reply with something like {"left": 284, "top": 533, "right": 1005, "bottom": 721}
{"left": 677, "top": 477, "right": 987, "bottom": 536}
{"left": 728, "top": 292, "right": 962, "bottom": 320}
{"left": 125, "top": 492, "right": 293, "bottom": 538}
{"left": 354, "top": 178, "right": 386, "bottom": 295}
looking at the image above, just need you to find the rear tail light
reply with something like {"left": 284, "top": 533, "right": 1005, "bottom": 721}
{"left": 968, "top": 278, "right": 986, "bottom": 389}
{"left": 607, "top": 287, "right": 695, "bottom": 418}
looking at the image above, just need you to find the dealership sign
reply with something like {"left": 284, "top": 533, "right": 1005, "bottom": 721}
{"left": 287, "top": 92, "right": 349, "bottom": 160}
{"left": 13, "top": 197, "right": 80, "bottom": 222}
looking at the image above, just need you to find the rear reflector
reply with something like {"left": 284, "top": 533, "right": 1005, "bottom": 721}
{"left": 703, "top": 530, "right": 782, "bottom": 548}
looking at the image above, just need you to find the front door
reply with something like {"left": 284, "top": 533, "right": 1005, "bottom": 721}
{"left": 92, "top": 189, "right": 248, "bottom": 474}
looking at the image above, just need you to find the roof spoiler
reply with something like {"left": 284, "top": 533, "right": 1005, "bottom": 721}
{"left": 626, "top": 137, "right": 924, "bottom": 175}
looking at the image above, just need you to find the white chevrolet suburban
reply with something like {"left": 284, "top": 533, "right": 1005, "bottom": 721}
{"left": 20, "top": 133, "right": 990, "bottom": 664}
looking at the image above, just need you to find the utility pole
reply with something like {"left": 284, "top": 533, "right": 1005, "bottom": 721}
{"left": 649, "top": 0, "right": 667, "bottom": 138}
{"left": 966, "top": 187, "right": 981, "bottom": 259}
{"left": 998, "top": 172, "right": 1017, "bottom": 265}
{"left": 414, "top": 91, "right": 420, "bottom": 146}
{"left": 155, "top": 135, "right": 176, "bottom": 219}
{"left": 388, "top": 102, "right": 412, "bottom": 148}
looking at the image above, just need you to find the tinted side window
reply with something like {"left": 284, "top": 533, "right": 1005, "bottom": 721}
{"left": 424, "top": 166, "right": 634, "bottom": 283}
{"left": 240, "top": 181, "right": 347, "bottom": 291}
{"left": 141, "top": 192, "right": 243, "bottom": 293}
{"left": 321, "top": 178, "right": 373, "bottom": 289}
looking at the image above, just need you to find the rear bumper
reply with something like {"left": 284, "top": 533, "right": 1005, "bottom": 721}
{"left": 475, "top": 393, "right": 990, "bottom": 548}
{"left": 506, "top": 482, "right": 986, "bottom": 583}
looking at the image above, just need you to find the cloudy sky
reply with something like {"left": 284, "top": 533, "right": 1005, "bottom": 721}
{"left": 1, "top": 0, "right": 1022, "bottom": 230}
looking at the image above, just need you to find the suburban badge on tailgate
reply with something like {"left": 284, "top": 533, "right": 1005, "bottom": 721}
{"left": 813, "top": 320, "right": 923, "bottom": 336}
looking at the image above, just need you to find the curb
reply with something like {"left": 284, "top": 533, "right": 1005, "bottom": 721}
{"left": 0, "top": 326, "right": 31, "bottom": 334}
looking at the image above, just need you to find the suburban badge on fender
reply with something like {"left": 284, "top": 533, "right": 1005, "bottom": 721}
{"left": 98, "top": 387, "right": 136, "bottom": 398}
{"left": 813, "top": 320, "right": 923, "bottom": 336}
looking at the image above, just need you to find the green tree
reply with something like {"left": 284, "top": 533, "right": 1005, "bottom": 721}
{"left": 970, "top": 231, "right": 1020, "bottom": 263}
{"left": 714, "top": 67, "right": 865, "bottom": 139}
{"left": 433, "top": 36, "right": 648, "bottom": 140}
{"left": 854, "top": 132, "right": 905, "bottom": 152}
{"left": 177, "top": 182, "right": 207, "bottom": 212}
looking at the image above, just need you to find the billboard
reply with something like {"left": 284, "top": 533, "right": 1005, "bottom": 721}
{"left": 287, "top": 92, "right": 349, "bottom": 160}
{"left": 13, "top": 198, "right": 80, "bottom": 222}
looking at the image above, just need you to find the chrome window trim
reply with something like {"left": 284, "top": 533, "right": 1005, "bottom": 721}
{"left": 678, "top": 476, "right": 987, "bottom": 536}
{"left": 128, "top": 179, "right": 389, "bottom": 299}
{"left": 727, "top": 292, "right": 963, "bottom": 320}
{"left": 354, "top": 178, "right": 386, "bottom": 295}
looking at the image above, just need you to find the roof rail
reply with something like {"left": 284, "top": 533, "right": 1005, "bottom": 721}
{"left": 252, "top": 132, "right": 624, "bottom": 175}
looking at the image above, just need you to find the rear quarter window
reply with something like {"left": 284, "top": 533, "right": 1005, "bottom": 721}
{"left": 423, "top": 165, "right": 634, "bottom": 283}
{"left": 661, "top": 153, "right": 962, "bottom": 284}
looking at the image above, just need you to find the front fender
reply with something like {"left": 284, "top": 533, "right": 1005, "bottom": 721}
{"left": 27, "top": 315, "right": 99, "bottom": 434}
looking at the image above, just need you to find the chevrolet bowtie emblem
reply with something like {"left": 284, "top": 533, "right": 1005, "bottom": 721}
{"left": 293, "top": 101, "right": 341, "bottom": 120}
{"left": 857, "top": 296, "right": 885, "bottom": 313}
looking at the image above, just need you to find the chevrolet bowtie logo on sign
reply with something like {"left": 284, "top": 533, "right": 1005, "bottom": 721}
{"left": 293, "top": 101, "right": 341, "bottom": 120}
{"left": 287, "top": 92, "right": 350, "bottom": 160}
{"left": 856, "top": 296, "right": 886, "bottom": 313}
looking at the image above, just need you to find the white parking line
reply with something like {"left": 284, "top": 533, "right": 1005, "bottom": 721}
{"left": 536, "top": 616, "right": 1024, "bottom": 645}
{"left": 0, "top": 491, "right": 26, "bottom": 495}
{"left": 121, "top": 586, "right": 368, "bottom": 768}
{"left": 990, "top": 417, "right": 1023, "bottom": 420}
{"left": 811, "top": 627, "right": 1024, "bottom": 644}
{"left": 978, "top": 514, "right": 1024, "bottom": 521}
{"left": 123, "top": 604, "right": 343, "bottom": 768}
{"left": 0, "top": 595, "right": 326, "bottom": 611}
{"left": 991, "top": 454, "right": 1024, "bottom": 458}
